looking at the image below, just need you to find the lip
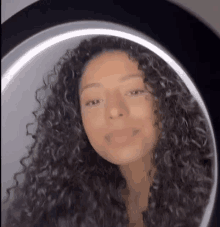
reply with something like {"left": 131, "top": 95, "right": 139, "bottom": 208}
{"left": 105, "top": 128, "right": 139, "bottom": 143}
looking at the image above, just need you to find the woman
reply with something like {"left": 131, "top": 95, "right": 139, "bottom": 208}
{"left": 3, "top": 35, "right": 214, "bottom": 227}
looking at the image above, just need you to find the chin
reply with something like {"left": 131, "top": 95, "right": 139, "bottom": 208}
{"left": 102, "top": 147, "right": 145, "bottom": 165}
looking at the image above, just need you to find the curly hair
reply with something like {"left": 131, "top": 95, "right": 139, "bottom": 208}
{"left": 3, "top": 35, "right": 214, "bottom": 227}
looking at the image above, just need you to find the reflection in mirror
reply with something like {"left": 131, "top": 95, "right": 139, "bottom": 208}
{"left": 2, "top": 34, "right": 215, "bottom": 227}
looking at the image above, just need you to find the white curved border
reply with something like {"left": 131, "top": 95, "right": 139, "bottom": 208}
{"left": 1, "top": 21, "right": 217, "bottom": 227}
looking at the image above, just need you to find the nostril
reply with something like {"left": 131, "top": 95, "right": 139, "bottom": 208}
{"left": 109, "top": 112, "right": 123, "bottom": 119}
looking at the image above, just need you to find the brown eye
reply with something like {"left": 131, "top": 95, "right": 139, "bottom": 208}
{"left": 84, "top": 89, "right": 146, "bottom": 107}
{"left": 85, "top": 99, "right": 102, "bottom": 107}
{"left": 128, "top": 89, "right": 146, "bottom": 96}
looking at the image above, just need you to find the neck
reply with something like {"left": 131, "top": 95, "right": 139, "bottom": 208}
{"left": 120, "top": 153, "right": 155, "bottom": 225}
{"left": 119, "top": 152, "right": 155, "bottom": 201}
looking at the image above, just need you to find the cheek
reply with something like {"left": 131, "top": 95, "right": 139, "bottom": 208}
{"left": 81, "top": 110, "right": 105, "bottom": 146}
{"left": 131, "top": 103, "right": 155, "bottom": 124}
{"left": 132, "top": 106, "right": 149, "bottom": 118}
{"left": 132, "top": 104, "right": 159, "bottom": 136}
{"left": 82, "top": 109, "right": 105, "bottom": 129}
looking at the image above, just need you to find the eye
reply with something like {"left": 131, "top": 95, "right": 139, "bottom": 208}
{"left": 85, "top": 99, "right": 103, "bottom": 107}
{"left": 84, "top": 89, "right": 146, "bottom": 107}
{"left": 127, "top": 89, "right": 146, "bottom": 96}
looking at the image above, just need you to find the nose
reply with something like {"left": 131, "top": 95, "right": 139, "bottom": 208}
{"left": 106, "top": 91, "right": 129, "bottom": 120}
{"left": 109, "top": 108, "right": 124, "bottom": 119}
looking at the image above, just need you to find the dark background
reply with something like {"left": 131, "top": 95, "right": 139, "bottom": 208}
{"left": 2, "top": 0, "right": 219, "bottom": 226}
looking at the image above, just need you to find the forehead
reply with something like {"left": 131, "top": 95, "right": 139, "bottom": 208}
{"left": 81, "top": 51, "right": 140, "bottom": 83}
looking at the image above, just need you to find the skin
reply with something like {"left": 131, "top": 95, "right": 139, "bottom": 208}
{"left": 79, "top": 51, "right": 161, "bottom": 225}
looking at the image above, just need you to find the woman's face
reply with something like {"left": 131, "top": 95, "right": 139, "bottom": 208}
{"left": 79, "top": 51, "right": 161, "bottom": 165}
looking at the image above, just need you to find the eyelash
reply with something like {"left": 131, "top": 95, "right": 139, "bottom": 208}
{"left": 85, "top": 89, "right": 146, "bottom": 107}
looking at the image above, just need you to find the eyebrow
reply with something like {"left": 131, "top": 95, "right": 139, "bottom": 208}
{"left": 80, "top": 73, "right": 144, "bottom": 95}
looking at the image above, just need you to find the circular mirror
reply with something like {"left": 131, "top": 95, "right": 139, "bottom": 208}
{"left": 2, "top": 11, "right": 218, "bottom": 227}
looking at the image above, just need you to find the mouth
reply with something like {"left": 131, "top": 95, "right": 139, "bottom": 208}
{"left": 105, "top": 128, "right": 140, "bottom": 144}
